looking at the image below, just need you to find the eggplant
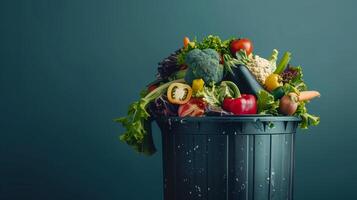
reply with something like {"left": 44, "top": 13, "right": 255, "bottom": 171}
{"left": 225, "top": 65, "right": 267, "bottom": 96}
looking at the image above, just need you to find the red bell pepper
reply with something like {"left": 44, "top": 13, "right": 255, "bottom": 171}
{"left": 222, "top": 94, "right": 257, "bottom": 115}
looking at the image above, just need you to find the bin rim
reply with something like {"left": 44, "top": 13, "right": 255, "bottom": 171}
{"left": 156, "top": 115, "right": 301, "bottom": 123}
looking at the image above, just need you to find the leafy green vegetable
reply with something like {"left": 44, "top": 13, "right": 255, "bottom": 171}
{"left": 257, "top": 90, "right": 280, "bottom": 115}
{"left": 222, "top": 50, "right": 255, "bottom": 76}
{"left": 139, "top": 88, "right": 150, "bottom": 98}
{"left": 196, "top": 35, "right": 232, "bottom": 55}
{"left": 218, "top": 81, "right": 241, "bottom": 100}
{"left": 222, "top": 54, "right": 239, "bottom": 75}
{"left": 115, "top": 79, "right": 184, "bottom": 155}
{"left": 195, "top": 81, "right": 240, "bottom": 106}
{"left": 286, "top": 66, "right": 307, "bottom": 91}
{"left": 295, "top": 102, "right": 320, "bottom": 129}
{"left": 282, "top": 83, "right": 300, "bottom": 95}
{"left": 195, "top": 85, "right": 221, "bottom": 106}
{"left": 177, "top": 35, "right": 238, "bottom": 76}
{"left": 235, "top": 50, "right": 252, "bottom": 65}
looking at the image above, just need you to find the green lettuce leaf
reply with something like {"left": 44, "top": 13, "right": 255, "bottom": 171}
{"left": 257, "top": 90, "right": 279, "bottom": 115}
{"left": 115, "top": 79, "right": 184, "bottom": 155}
{"left": 295, "top": 102, "right": 320, "bottom": 129}
{"left": 195, "top": 81, "right": 240, "bottom": 106}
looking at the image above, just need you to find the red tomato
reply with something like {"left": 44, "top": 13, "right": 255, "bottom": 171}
{"left": 230, "top": 38, "right": 254, "bottom": 55}
{"left": 178, "top": 98, "right": 206, "bottom": 117}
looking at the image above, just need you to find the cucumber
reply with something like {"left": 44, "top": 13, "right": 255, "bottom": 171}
{"left": 271, "top": 86, "right": 285, "bottom": 100}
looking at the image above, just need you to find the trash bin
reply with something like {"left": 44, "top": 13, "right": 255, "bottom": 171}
{"left": 156, "top": 116, "right": 300, "bottom": 200}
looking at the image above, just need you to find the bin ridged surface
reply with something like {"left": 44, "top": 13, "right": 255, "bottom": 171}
{"left": 157, "top": 116, "right": 300, "bottom": 200}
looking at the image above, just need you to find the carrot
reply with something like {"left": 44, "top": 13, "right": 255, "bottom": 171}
{"left": 183, "top": 37, "right": 190, "bottom": 48}
{"left": 289, "top": 91, "right": 320, "bottom": 102}
{"left": 280, "top": 91, "right": 320, "bottom": 115}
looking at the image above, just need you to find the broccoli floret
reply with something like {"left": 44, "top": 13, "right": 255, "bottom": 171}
{"left": 184, "top": 49, "right": 223, "bottom": 85}
{"left": 202, "top": 49, "right": 221, "bottom": 60}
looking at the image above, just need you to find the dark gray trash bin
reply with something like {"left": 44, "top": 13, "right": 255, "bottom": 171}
{"left": 156, "top": 116, "right": 300, "bottom": 200}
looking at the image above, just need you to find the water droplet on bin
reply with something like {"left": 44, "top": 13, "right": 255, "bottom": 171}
{"left": 241, "top": 184, "right": 246, "bottom": 190}
{"left": 195, "top": 185, "right": 201, "bottom": 192}
{"left": 223, "top": 174, "right": 227, "bottom": 179}
{"left": 188, "top": 159, "right": 192, "bottom": 163}
{"left": 235, "top": 178, "right": 239, "bottom": 182}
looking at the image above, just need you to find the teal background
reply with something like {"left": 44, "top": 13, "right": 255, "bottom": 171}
{"left": 0, "top": 0, "right": 356, "bottom": 199}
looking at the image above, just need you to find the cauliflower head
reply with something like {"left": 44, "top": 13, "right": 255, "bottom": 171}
{"left": 236, "top": 50, "right": 278, "bottom": 85}
{"left": 184, "top": 48, "right": 223, "bottom": 85}
{"left": 246, "top": 55, "right": 276, "bottom": 85}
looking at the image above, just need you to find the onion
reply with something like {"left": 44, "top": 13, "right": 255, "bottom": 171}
{"left": 279, "top": 94, "right": 298, "bottom": 115}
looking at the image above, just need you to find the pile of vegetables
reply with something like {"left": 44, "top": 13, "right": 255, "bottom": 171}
{"left": 116, "top": 35, "right": 320, "bottom": 155}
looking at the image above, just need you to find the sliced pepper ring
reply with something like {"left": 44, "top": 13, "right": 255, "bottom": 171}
{"left": 167, "top": 83, "right": 193, "bottom": 105}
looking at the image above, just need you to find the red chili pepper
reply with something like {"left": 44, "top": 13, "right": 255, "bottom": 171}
{"left": 222, "top": 94, "right": 257, "bottom": 115}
